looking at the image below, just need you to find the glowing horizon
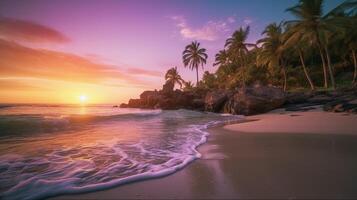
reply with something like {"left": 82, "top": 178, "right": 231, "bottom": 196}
{"left": 0, "top": 0, "right": 343, "bottom": 104}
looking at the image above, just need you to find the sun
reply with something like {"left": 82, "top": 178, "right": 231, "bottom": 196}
{"left": 79, "top": 95, "right": 88, "bottom": 103}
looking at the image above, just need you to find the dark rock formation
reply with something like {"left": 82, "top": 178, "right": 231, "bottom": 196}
{"left": 223, "top": 86, "right": 286, "bottom": 115}
{"left": 121, "top": 86, "right": 207, "bottom": 111}
{"left": 120, "top": 82, "right": 356, "bottom": 115}
{"left": 162, "top": 81, "right": 174, "bottom": 95}
{"left": 283, "top": 87, "right": 357, "bottom": 113}
{"left": 204, "top": 90, "right": 232, "bottom": 112}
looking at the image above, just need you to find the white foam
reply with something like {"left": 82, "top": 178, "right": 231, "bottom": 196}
{"left": 0, "top": 110, "right": 244, "bottom": 200}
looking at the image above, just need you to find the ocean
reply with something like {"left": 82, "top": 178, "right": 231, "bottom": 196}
{"left": 0, "top": 104, "right": 242, "bottom": 200}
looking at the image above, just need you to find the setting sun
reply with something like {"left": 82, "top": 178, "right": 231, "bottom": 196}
{"left": 79, "top": 95, "right": 88, "bottom": 103}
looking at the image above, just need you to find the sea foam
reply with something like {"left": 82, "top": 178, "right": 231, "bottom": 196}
{"left": 0, "top": 107, "right": 242, "bottom": 200}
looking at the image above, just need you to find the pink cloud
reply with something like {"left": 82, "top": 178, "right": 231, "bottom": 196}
{"left": 227, "top": 16, "right": 236, "bottom": 23}
{"left": 0, "top": 17, "right": 70, "bottom": 43}
{"left": 243, "top": 17, "right": 253, "bottom": 25}
{"left": 171, "top": 16, "right": 231, "bottom": 41}
{"left": 126, "top": 68, "right": 162, "bottom": 77}
{"left": 0, "top": 39, "right": 159, "bottom": 87}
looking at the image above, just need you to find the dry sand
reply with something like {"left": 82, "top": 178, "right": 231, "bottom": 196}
{"left": 225, "top": 108, "right": 357, "bottom": 135}
{"left": 51, "top": 109, "right": 357, "bottom": 199}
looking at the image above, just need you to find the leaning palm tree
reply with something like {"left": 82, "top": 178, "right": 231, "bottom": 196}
{"left": 165, "top": 66, "right": 184, "bottom": 88}
{"left": 285, "top": 0, "right": 334, "bottom": 89}
{"left": 283, "top": 25, "right": 316, "bottom": 90}
{"left": 257, "top": 23, "right": 288, "bottom": 91}
{"left": 182, "top": 41, "right": 208, "bottom": 85}
{"left": 214, "top": 50, "right": 230, "bottom": 67}
{"left": 347, "top": 15, "right": 357, "bottom": 83}
{"left": 225, "top": 26, "right": 256, "bottom": 66}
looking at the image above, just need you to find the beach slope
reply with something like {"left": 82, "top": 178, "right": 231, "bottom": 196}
{"left": 52, "top": 110, "right": 357, "bottom": 199}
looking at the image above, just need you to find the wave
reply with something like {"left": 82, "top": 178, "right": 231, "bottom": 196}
{"left": 0, "top": 109, "right": 243, "bottom": 200}
{"left": 0, "top": 110, "right": 162, "bottom": 136}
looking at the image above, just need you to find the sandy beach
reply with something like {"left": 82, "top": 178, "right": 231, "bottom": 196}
{"left": 51, "top": 109, "right": 357, "bottom": 199}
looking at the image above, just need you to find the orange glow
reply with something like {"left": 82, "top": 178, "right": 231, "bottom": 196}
{"left": 0, "top": 39, "right": 161, "bottom": 104}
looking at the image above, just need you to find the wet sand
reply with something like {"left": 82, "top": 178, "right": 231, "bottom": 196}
{"left": 51, "top": 110, "right": 357, "bottom": 199}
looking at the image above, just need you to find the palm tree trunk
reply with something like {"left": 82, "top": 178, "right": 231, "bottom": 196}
{"left": 324, "top": 45, "right": 336, "bottom": 89}
{"left": 352, "top": 49, "right": 357, "bottom": 84}
{"left": 318, "top": 44, "right": 329, "bottom": 88}
{"left": 279, "top": 58, "right": 287, "bottom": 91}
{"left": 196, "top": 67, "right": 199, "bottom": 86}
{"left": 282, "top": 66, "right": 287, "bottom": 92}
{"left": 299, "top": 49, "right": 315, "bottom": 90}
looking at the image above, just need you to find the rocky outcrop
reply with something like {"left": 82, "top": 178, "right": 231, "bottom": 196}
{"left": 283, "top": 87, "right": 357, "bottom": 113}
{"left": 121, "top": 88, "right": 207, "bottom": 111}
{"left": 323, "top": 98, "right": 357, "bottom": 113}
{"left": 204, "top": 90, "right": 232, "bottom": 112}
{"left": 162, "top": 81, "right": 174, "bottom": 95}
{"left": 121, "top": 85, "right": 287, "bottom": 115}
{"left": 223, "top": 86, "right": 286, "bottom": 115}
{"left": 120, "top": 81, "right": 356, "bottom": 115}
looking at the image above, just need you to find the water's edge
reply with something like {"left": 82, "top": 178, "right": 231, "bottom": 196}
{"left": 42, "top": 117, "right": 245, "bottom": 200}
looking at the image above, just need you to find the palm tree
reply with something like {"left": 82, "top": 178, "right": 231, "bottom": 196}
{"left": 283, "top": 24, "right": 316, "bottom": 90}
{"left": 214, "top": 50, "right": 230, "bottom": 67}
{"left": 225, "top": 26, "right": 256, "bottom": 66}
{"left": 182, "top": 41, "right": 208, "bottom": 85}
{"left": 165, "top": 67, "right": 184, "bottom": 88}
{"left": 346, "top": 15, "right": 357, "bottom": 84}
{"left": 328, "top": 1, "right": 357, "bottom": 83}
{"left": 285, "top": 0, "right": 334, "bottom": 89}
{"left": 183, "top": 81, "right": 194, "bottom": 91}
{"left": 257, "top": 23, "right": 288, "bottom": 91}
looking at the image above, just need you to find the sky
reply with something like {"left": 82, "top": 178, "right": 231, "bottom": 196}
{"left": 0, "top": 0, "right": 344, "bottom": 104}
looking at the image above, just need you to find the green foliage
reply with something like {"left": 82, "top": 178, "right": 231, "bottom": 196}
{"left": 182, "top": 41, "right": 208, "bottom": 85}
{"left": 165, "top": 67, "right": 184, "bottom": 88}
{"left": 177, "top": 0, "right": 357, "bottom": 91}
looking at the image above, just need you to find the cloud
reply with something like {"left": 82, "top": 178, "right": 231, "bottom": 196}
{"left": 227, "top": 16, "right": 236, "bottom": 23}
{"left": 0, "top": 39, "right": 159, "bottom": 88}
{"left": 126, "top": 68, "right": 162, "bottom": 77}
{"left": 0, "top": 78, "right": 53, "bottom": 91}
{"left": 0, "top": 16, "right": 70, "bottom": 43}
{"left": 243, "top": 18, "right": 253, "bottom": 25}
{"left": 171, "top": 16, "right": 231, "bottom": 41}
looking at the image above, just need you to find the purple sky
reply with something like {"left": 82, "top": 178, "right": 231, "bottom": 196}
{"left": 0, "top": 0, "right": 344, "bottom": 103}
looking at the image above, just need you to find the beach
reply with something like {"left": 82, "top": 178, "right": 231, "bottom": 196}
{"left": 52, "top": 109, "right": 357, "bottom": 199}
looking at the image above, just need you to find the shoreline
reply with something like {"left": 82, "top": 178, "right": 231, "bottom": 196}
{"left": 51, "top": 109, "right": 357, "bottom": 199}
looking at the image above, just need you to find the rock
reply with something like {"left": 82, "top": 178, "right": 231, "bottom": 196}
{"left": 204, "top": 90, "right": 231, "bottom": 112}
{"left": 323, "top": 100, "right": 346, "bottom": 112}
{"left": 119, "top": 103, "right": 128, "bottom": 108}
{"left": 285, "top": 92, "right": 310, "bottom": 105}
{"left": 140, "top": 90, "right": 158, "bottom": 99}
{"left": 192, "top": 98, "right": 205, "bottom": 111}
{"left": 155, "top": 98, "right": 176, "bottom": 110}
{"left": 223, "top": 86, "right": 286, "bottom": 115}
{"left": 307, "top": 95, "right": 334, "bottom": 104}
{"left": 332, "top": 104, "right": 344, "bottom": 112}
{"left": 162, "top": 81, "right": 174, "bottom": 95}
{"left": 127, "top": 99, "right": 144, "bottom": 108}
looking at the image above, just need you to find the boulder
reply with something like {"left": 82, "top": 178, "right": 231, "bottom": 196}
{"left": 155, "top": 98, "right": 176, "bottom": 110}
{"left": 140, "top": 90, "right": 159, "bottom": 99}
{"left": 139, "top": 90, "right": 162, "bottom": 108}
{"left": 204, "top": 90, "right": 231, "bottom": 112}
{"left": 127, "top": 99, "right": 144, "bottom": 108}
{"left": 192, "top": 98, "right": 205, "bottom": 111}
{"left": 119, "top": 103, "right": 128, "bottom": 108}
{"left": 285, "top": 92, "right": 311, "bottom": 105}
{"left": 162, "top": 81, "right": 174, "bottom": 95}
{"left": 223, "top": 86, "right": 286, "bottom": 115}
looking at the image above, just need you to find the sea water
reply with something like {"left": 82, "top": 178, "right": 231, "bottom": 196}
{"left": 0, "top": 104, "right": 242, "bottom": 200}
